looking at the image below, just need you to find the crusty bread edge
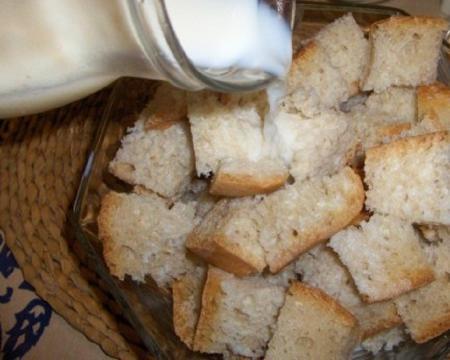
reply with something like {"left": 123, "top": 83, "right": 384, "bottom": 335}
{"left": 366, "top": 131, "right": 449, "bottom": 167}
{"left": 369, "top": 16, "right": 448, "bottom": 33}
{"left": 377, "top": 123, "right": 412, "bottom": 138}
{"left": 361, "top": 267, "right": 435, "bottom": 304}
{"left": 411, "top": 314, "right": 450, "bottom": 344}
{"left": 210, "top": 171, "right": 288, "bottom": 197}
{"left": 360, "top": 307, "right": 403, "bottom": 340}
{"left": 411, "top": 311, "right": 450, "bottom": 344}
{"left": 287, "top": 41, "right": 321, "bottom": 93}
{"left": 289, "top": 281, "right": 359, "bottom": 329}
{"left": 187, "top": 233, "right": 263, "bottom": 277}
{"left": 417, "top": 82, "right": 450, "bottom": 131}
{"left": 395, "top": 278, "right": 450, "bottom": 344}
{"left": 192, "top": 267, "right": 226, "bottom": 353}
{"left": 172, "top": 273, "right": 205, "bottom": 349}
{"left": 417, "top": 82, "right": 450, "bottom": 114}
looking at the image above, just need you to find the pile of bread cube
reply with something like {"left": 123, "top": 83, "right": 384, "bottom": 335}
{"left": 98, "top": 14, "right": 450, "bottom": 359}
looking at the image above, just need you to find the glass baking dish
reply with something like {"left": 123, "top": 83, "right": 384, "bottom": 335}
{"left": 69, "top": 2, "right": 450, "bottom": 359}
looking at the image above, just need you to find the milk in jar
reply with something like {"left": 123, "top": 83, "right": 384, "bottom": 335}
{"left": 0, "top": 0, "right": 292, "bottom": 118}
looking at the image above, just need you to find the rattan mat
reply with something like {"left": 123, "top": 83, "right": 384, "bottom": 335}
{"left": 0, "top": 87, "right": 149, "bottom": 359}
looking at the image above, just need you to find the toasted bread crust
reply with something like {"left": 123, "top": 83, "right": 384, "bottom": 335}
{"left": 172, "top": 271, "right": 205, "bottom": 349}
{"left": 210, "top": 171, "right": 288, "bottom": 197}
{"left": 417, "top": 82, "right": 450, "bottom": 131}
{"left": 361, "top": 269, "right": 434, "bottom": 304}
{"left": 172, "top": 282, "right": 193, "bottom": 347}
{"left": 287, "top": 41, "right": 320, "bottom": 93}
{"left": 395, "top": 278, "right": 450, "bottom": 343}
{"left": 359, "top": 305, "right": 402, "bottom": 339}
{"left": 193, "top": 268, "right": 225, "bottom": 352}
{"left": 366, "top": 131, "right": 449, "bottom": 163}
{"left": 418, "top": 82, "right": 450, "bottom": 113}
{"left": 413, "top": 312, "right": 450, "bottom": 344}
{"left": 187, "top": 233, "right": 263, "bottom": 276}
{"left": 266, "top": 281, "right": 360, "bottom": 360}
{"left": 289, "top": 282, "right": 359, "bottom": 328}
{"left": 370, "top": 16, "right": 448, "bottom": 33}
{"left": 172, "top": 279, "right": 195, "bottom": 348}
{"left": 377, "top": 123, "right": 412, "bottom": 138}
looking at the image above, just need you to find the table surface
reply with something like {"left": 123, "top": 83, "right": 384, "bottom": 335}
{"left": 0, "top": 0, "right": 446, "bottom": 359}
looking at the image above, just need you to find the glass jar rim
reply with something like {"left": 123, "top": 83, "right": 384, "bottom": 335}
{"left": 130, "top": 0, "right": 296, "bottom": 92}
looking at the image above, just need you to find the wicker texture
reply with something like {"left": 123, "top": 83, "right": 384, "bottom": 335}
{"left": 0, "top": 88, "right": 146, "bottom": 359}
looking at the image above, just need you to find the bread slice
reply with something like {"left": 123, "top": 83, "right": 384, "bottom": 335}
{"left": 265, "top": 281, "right": 360, "bottom": 360}
{"left": 394, "top": 277, "right": 450, "bottom": 343}
{"left": 282, "top": 41, "right": 350, "bottom": 116}
{"left": 269, "top": 110, "right": 357, "bottom": 182}
{"left": 193, "top": 267, "right": 292, "bottom": 358}
{"left": 172, "top": 267, "right": 206, "bottom": 349}
{"left": 98, "top": 191, "right": 196, "bottom": 287}
{"left": 365, "top": 132, "right": 450, "bottom": 225}
{"left": 351, "top": 302, "right": 402, "bottom": 341}
{"left": 187, "top": 91, "right": 267, "bottom": 177}
{"left": 417, "top": 82, "right": 450, "bottom": 131}
{"left": 109, "top": 120, "right": 194, "bottom": 198}
{"left": 329, "top": 214, "right": 434, "bottom": 303}
{"left": 315, "top": 13, "right": 369, "bottom": 95}
{"left": 260, "top": 166, "right": 364, "bottom": 273}
{"left": 295, "top": 245, "right": 402, "bottom": 339}
{"left": 209, "top": 159, "right": 288, "bottom": 197}
{"left": 141, "top": 82, "right": 187, "bottom": 130}
{"left": 189, "top": 167, "right": 364, "bottom": 276}
{"left": 360, "top": 326, "right": 405, "bottom": 354}
{"left": 393, "top": 228, "right": 450, "bottom": 343}
{"left": 362, "top": 16, "right": 448, "bottom": 92}
{"left": 187, "top": 197, "right": 266, "bottom": 277}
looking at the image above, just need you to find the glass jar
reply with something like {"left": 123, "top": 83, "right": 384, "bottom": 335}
{"left": 0, "top": 0, "right": 294, "bottom": 118}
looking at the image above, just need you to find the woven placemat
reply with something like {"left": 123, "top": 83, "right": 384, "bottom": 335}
{"left": 0, "top": 87, "right": 149, "bottom": 359}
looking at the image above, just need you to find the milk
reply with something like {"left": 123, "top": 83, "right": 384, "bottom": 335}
{"left": 258, "top": 77, "right": 291, "bottom": 161}
{"left": 0, "top": 0, "right": 292, "bottom": 118}
{"left": 165, "top": 0, "right": 292, "bottom": 77}
{"left": 0, "top": 1, "right": 149, "bottom": 117}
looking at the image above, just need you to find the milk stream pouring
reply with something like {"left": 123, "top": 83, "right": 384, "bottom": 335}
{"left": 0, "top": 0, "right": 292, "bottom": 118}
